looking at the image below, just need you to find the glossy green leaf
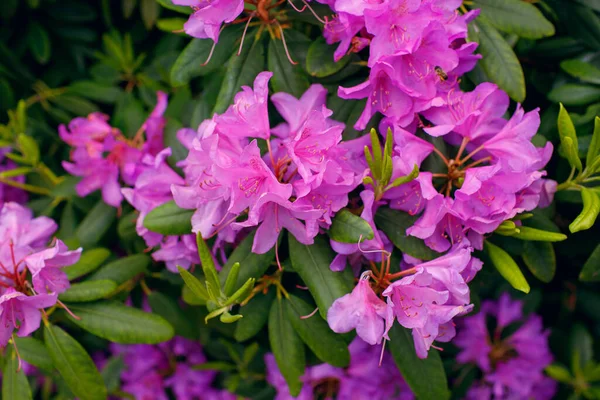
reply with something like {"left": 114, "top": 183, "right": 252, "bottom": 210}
{"left": 508, "top": 226, "right": 567, "bottom": 241}
{"left": 66, "top": 301, "right": 174, "bottom": 344}
{"left": 288, "top": 235, "right": 353, "bottom": 319}
{"left": 213, "top": 31, "right": 265, "bottom": 114}
{"left": 44, "top": 324, "right": 107, "bottom": 400}
{"left": 27, "top": 22, "right": 51, "bottom": 64}
{"left": 148, "top": 291, "right": 197, "bottom": 339}
{"left": 234, "top": 290, "right": 276, "bottom": 342}
{"left": 219, "top": 232, "right": 275, "bottom": 290}
{"left": 570, "top": 187, "right": 600, "bottom": 233}
{"left": 549, "top": 84, "right": 600, "bottom": 106}
{"left": 580, "top": 243, "right": 600, "bottom": 281}
{"left": 59, "top": 280, "right": 117, "bottom": 302}
{"left": 75, "top": 201, "right": 117, "bottom": 247}
{"left": 268, "top": 298, "right": 305, "bottom": 397}
{"left": 268, "top": 36, "right": 310, "bottom": 97}
{"left": 475, "top": 17, "right": 525, "bottom": 102}
{"left": 522, "top": 241, "right": 556, "bottom": 283}
{"left": 375, "top": 207, "right": 440, "bottom": 260}
{"left": 388, "top": 325, "right": 449, "bottom": 400}
{"left": 588, "top": 117, "right": 600, "bottom": 166}
{"left": 561, "top": 59, "right": 600, "bottom": 85}
{"left": 286, "top": 294, "right": 350, "bottom": 367}
{"left": 89, "top": 254, "right": 150, "bottom": 284}
{"left": 305, "top": 37, "right": 351, "bottom": 78}
{"left": 170, "top": 25, "right": 242, "bottom": 85}
{"left": 143, "top": 200, "right": 193, "bottom": 235}
{"left": 328, "top": 208, "right": 375, "bottom": 243}
{"left": 13, "top": 337, "right": 53, "bottom": 372}
{"left": 3, "top": 347, "right": 33, "bottom": 400}
{"left": 64, "top": 248, "right": 111, "bottom": 280}
{"left": 485, "top": 241, "right": 530, "bottom": 293}
{"left": 557, "top": 103, "right": 583, "bottom": 171}
{"left": 472, "top": 0, "right": 554, "bottom": 39}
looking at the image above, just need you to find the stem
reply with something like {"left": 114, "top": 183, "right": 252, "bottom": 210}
{"left": 458, "top": 144, "right": 484, "bottom": 165}
{"left": 0, "top": 177, "right": 51, "bottom": 195}
{"left": 432, "top": 147, "right": 450, "bottom": 166}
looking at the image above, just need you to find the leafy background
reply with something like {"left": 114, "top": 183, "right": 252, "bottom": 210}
{"left": 1, "top": 0, "right": 600, "bottom": 399}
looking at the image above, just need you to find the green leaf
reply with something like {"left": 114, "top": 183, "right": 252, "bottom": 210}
{"left": 44, "top": 324, "right": 107, "bottom": 400}
{"left": 213, "top": 30, "right": 265, "bottom": 114}
{"left": 170, "top": 25, "right": 242, "bottom": 85}
{"left": 328, "top": 208, "right": 374, "bottom": 243}
{"left": 475, "top": 17, "right": 525, "bottom": 102}
{"left": 68, "top": 81, "right": 122, "bottom": 103}
{"left": 558, "top": 103, "right": 583, "bottom": 171}
{"left": 268, "top": 36, "right": 310, "bottom": 98}
{"left": 122, "top": 0, "right": 136, "bottom": 18}
{"left": 182, "top": 283, "right": 206, "bottom": 305}
{"left": 485, "top": 241, "right": 530, "bottom": 293}
{"left": 472, "top": 0, "right": 554, "bottom": 39}
{"left": 3, "top": 347, "right": 33, "bottom": 400}
{"left": 59, "top": 280, "right": 117, "bottom": 302}
{"left": 218, "top": 232, "right": 275, "bottom": 291}
{"left": 13, "top": 337, "right": 53, "bottom": 372}
{"left": 64, "top": 248, "right": 111, "bottom": 280}
{"left": 522, "top": 241, "right": 556, "bottom": 283}
{"left": 588, "top": 116, "right": 600, "bottom": 167}
{"left": 27, "top": 22, "right": 51, "bottom": 64}
{"left": 563, "top": 3, "right": 600, "bottom": 50}
{"left": 288, "top": 235, "right": 353, "bottom": 319}
{"left": 388, "top": 324, "right": 449, "bottom": 400}
{"left": 570, "top": 187, "right": 600, "bottom": 233}
{"left": 305, "top": 37, "right": 350, "bottom": 78}
{"left": 16, "top": 134, "right": 39, "bottom": 165}
{"left": 66, "top": 301, "right": 175, "bottom": 344}
{"left": 140, "top": 0, "right": 160, "bottom": 29}
{"left": 197, "top": 233, "right": 221, "bottom": 294}
{"left": 155, "top": 0, "right": 192, "bottom": 13}
{"left": 100, "top": 356, "right": 125, "bottom": 393}
{"left": 508, "top": 226, "right": 567, "bottom": 241}
{"left": 286, "top": 295, "right": 350, "bottom": 367}
{"left": 580, "top": 243, "right": 600, "bottom": 282}
{"left": 143, "top": 200, "right": 193, "bottom": 235}
{"left": 89, "top": 254, "right": 150, "bottom": 285}
{"left": 375, "top": 207, "right": 441, "bottom": 260}
{"left": 156, "top": 17, "right": 185, "bottom": 32}
{"left": 223, "top": 277, "right": 255, "bottom": 306}
{"left": 179, "top": 266, "right": 210, "bottom": 301}
{"left": 561, "top": 59, "right": 600, "bottom": 85}
{"left": 234, "top": 290, "right": 275, "bottom": 342}
{"left": 147, "top": 291, "right": 197, "bottom": 339}
{"left": 223, "top": 262, "right": 240, "bottom": 297}
{"left": 268, "top": 298, "right": 305, "bottom": 397}
{"left": 571, "top": 323, "right": 594, "bottom": 370}
{"left": 75, "top": 201, "right": 117, "bottom": 247}
{"left": 549, "top": 84, "right": 600, "bottom": 106}
{"left": 387, "top": 164, "right": 419, "bottom": 189}
{"left": 545, "top": 364, "right": 573, "bottom": 384}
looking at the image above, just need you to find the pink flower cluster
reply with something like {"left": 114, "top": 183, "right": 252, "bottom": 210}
{"left": 104, "top": 336, "right": 236, "bottom": 400}
{"left": 171, "top": 72, "right": 365, "bottom": 254}
{"left": 0, "top": 202, "right": 81, "bottom": 346}
{"left": 59, "top": 93, "right": 200, "bottom": 271}
{"left": 266, "top": 337, "right": 414, "bottom": 400}
{"left": 455, "top": 293, "right": 556, "bottom": 399}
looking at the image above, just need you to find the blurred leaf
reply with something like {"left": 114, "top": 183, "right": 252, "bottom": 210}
{"left": 157, "top": 17, "right": 185, "bottom": 32}
{"left": 475, "top": 17, "right": 525, "bottom": 102}
{"left": 67, "top": 301, "right": 175, "bottom": 344}
{"left": 219, "top": 232, "right": 275, "bottom": 291}
{"left": 563, "top": 3, "right": 600, "bottom": 50}
{"left": 75, "top": 201, "right": 117, "bottom": 247}
{"left": 522, "top": 241, "right": 556, "bottom": 283}
{"left": 89, "top": 254, "right": 150, "bottom": 284}
{"left": 141, "top": 0, "right": 160, "bottom": 29}
{"left": 268, "top": 36, "right": 310, "bottom": 98}
{"left": 472, "top": 0, "right": 554, "bottom": 39}
{"left": 44, "top": 324, "right": 107, "bottom": 400}
{"left": 570, "top": 187, "right": 600, "bottom": 233}
{"left": 64, "top": 248, "right": 111, "bottom": 280}
{"left": 268, "top": 298, "right": 305, "bottom": 397}
{"left": 68, "top": 81, "right": 122, "bottom": 103}
{"left": 143, "top": 200, "right": 194, "bottom": 235}
{"left": 375, "top": 208, "right": 440, "bottom": 260}
{"left": 328, "top": 208, "right": 375, "bottom": 244}
{"left": 113, "top": 92, "right": 145, "bottom": 137}
{"left": 13, "top": 337, "right": 53, "bottom": 372}
{"left": 155, "top": 0, "right": 193, "bottom": 14}
{"left": 100, "top": 356, "right": 125, "bottom": 393}
{"left": 485, "top": 240, "right": 530, "bottom": 293}
{"left": 288, "top": 235, "right": 353, "bottom": 319}
{"left": 549, "top": 84, "right": 600, "bottom": 106}
{"left": 59, "top": 280, "right": 117, "bottom": 302}
{"left": 16, "top": 134, "right": 39, "bottom": 164}
{"left": 234, "top": 290, "right": 276, "bottom": 342}
{"left": 27, "top": 22, "right": 51, "bottom": 64}
{"left": 2, "top": 347, "right": 33, "bottom": 400}
{"left": 305, "top": 37, "right": 350, "bottom": 78}
{"left": 213, "top": 31, "right": 265, "bottom": 114}
{"left": 123, "top": 0, "right": 137, "bottom": 18}
{"left": 52, "top": 95, "right": 99, "bottom": 116}
{"left": 580, "top": 243, "right": 600, "bottom": 281}
{"left": 47, "top": 2, "right": 98, "bottom": 22}
{"left": 571, "top": 323, "right": 594, "bottom": 370}
{"left": 545, "top": 364, "right": 573, "bottom": 383}
{"left": 286, "top": 294, "right": 350, "bottom": 367}
{"left": 388, "top": 324, "right": 449, "bottom": 400}
{"left": 561, "top": 59, "right": 600, "bottom": 85}
{"left": 148, "top": 291, "right": 197, "bottom": 339}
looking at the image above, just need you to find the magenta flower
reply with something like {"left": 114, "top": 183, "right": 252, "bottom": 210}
{"left": 24, "top": 240, "right": 82, "bottom": 295}
{"left": 0, "top": 288, "right": 57, "bottom": 346}
{"left": 323, "top": 12, "right": 365, "bottom": 62}
{"left": 271, "top": 84, "right": 328, "bottom": 136}
{"left": 173, "top": 0, "right": 244, "bottom": 42}
{"left": 328, "top": 271, "right": 388, "bottom": 345}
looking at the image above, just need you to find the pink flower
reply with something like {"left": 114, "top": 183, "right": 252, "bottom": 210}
{"left": 173, "top": 0, "right": 244, "bottom": 42}
{"left": 0, "top": 288, "right": 57, "bottom": 346}
{"left": 24, "top": 240, "right": 82, "bottom": 295}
